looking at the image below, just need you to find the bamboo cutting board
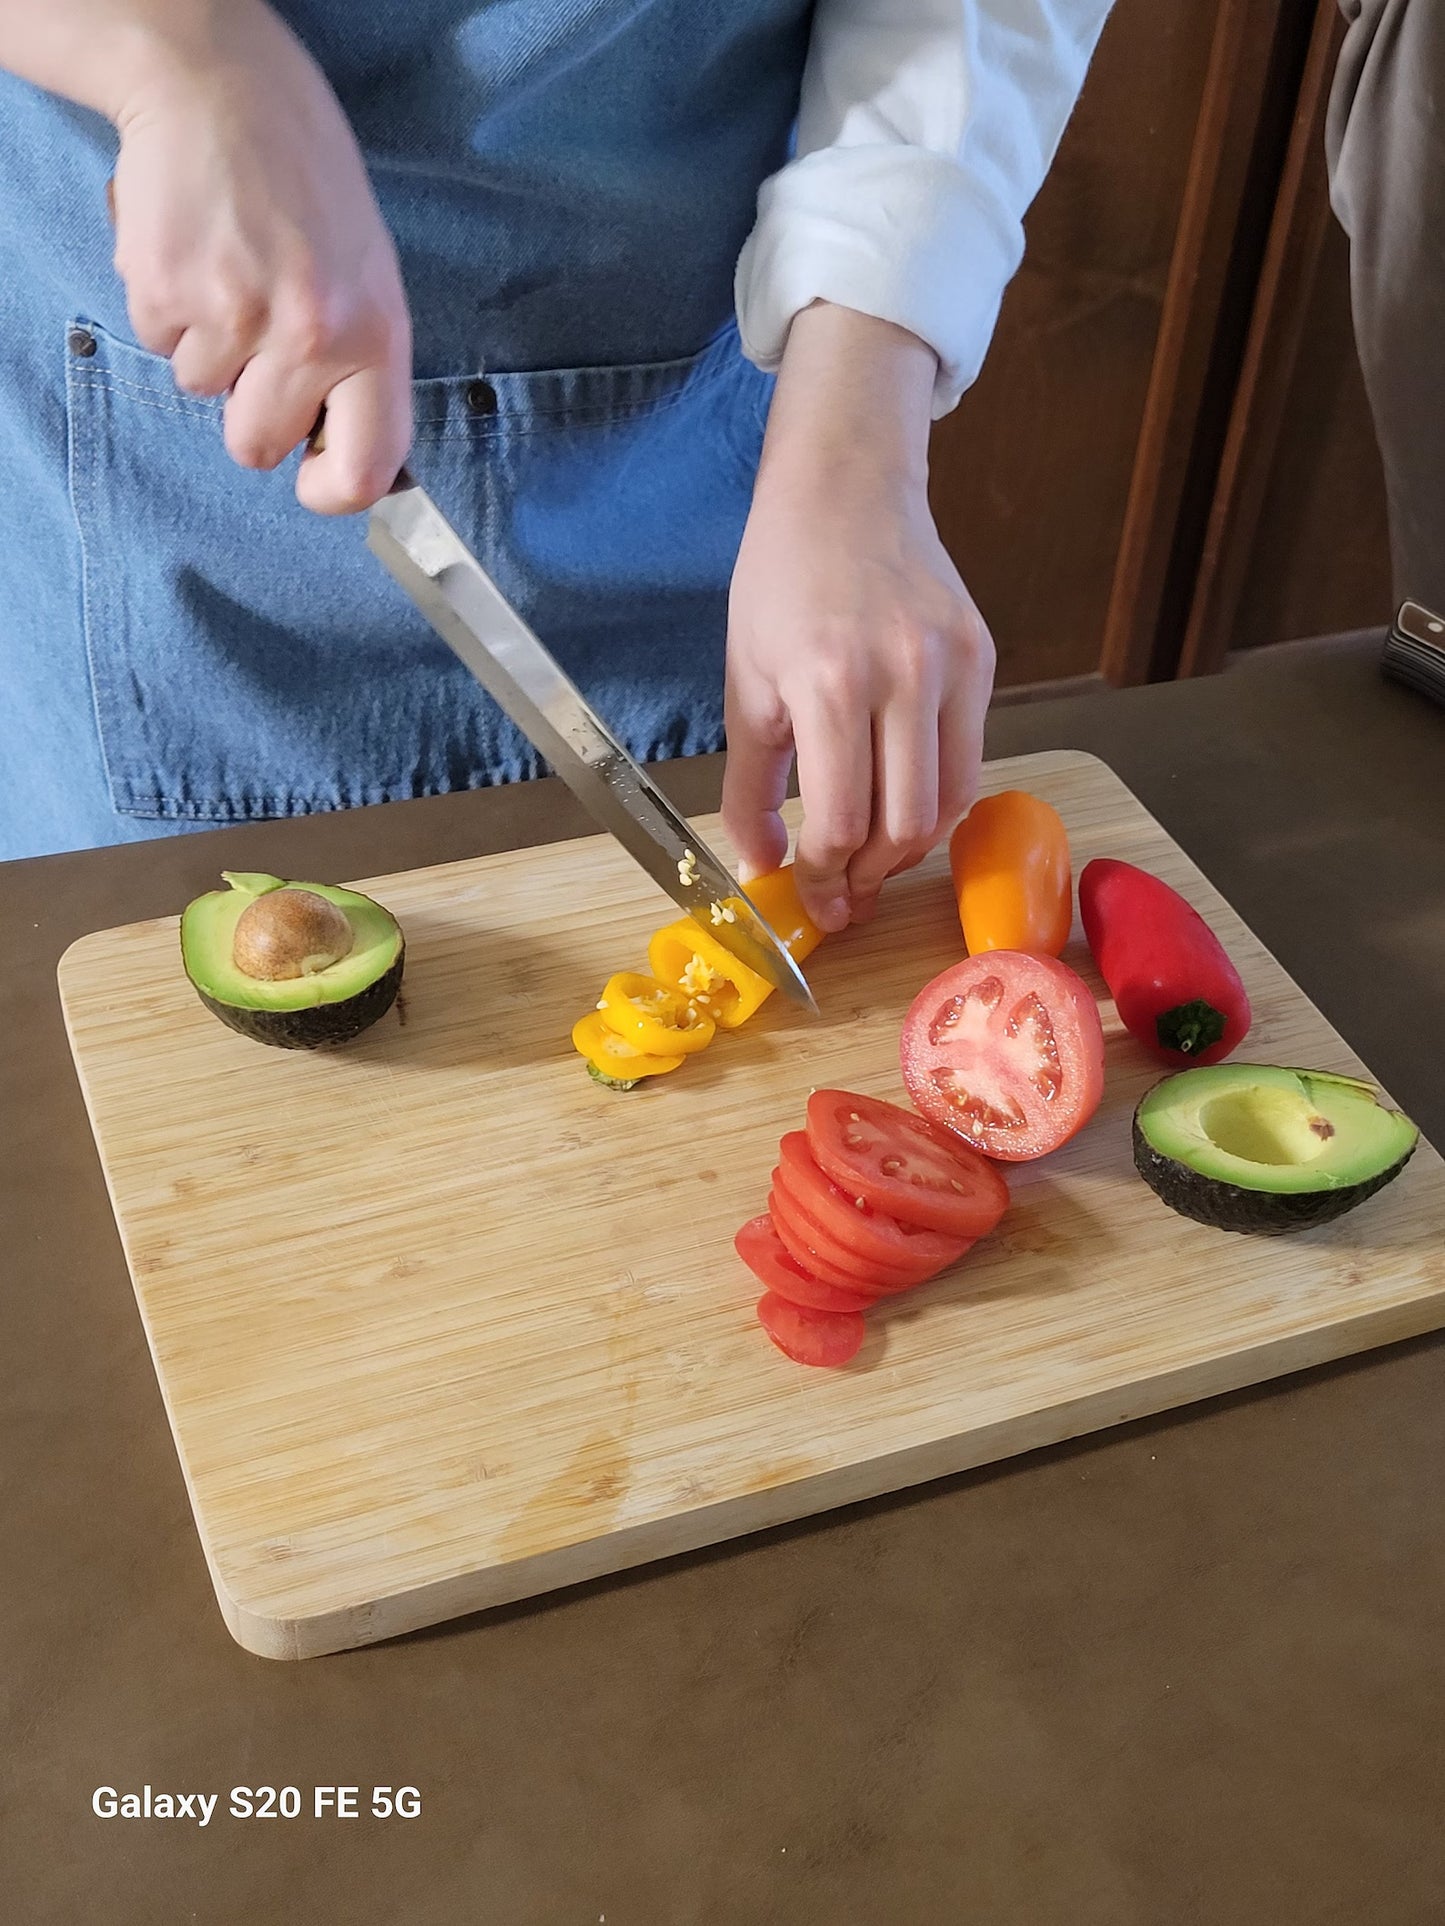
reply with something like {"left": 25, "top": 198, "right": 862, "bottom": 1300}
{"left": 59, "top": 752, "right": 1445, "bottom": 1659}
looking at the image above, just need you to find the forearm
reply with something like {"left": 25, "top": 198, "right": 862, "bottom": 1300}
{"left": 725, "top": 295, "right": 994, "bottom": 921}
{"left": 758, "top": 302, "right": 937, "bottom": 497}
{"left": 737, "top": 0, "right": 1115, "bottom": 416}
{"left": 0, "top": 0, "right": 278, "bottom": 122}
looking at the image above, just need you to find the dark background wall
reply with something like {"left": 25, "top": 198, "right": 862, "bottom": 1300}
{"left": 923, "top": 0, "right": 1391, "bottom": 692}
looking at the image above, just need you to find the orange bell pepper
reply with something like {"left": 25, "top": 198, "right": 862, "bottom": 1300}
{"left": 949, "top": 790, "right": 1072, "bottom": 957}
{"left": 597, "top": 972, "right": 716, "bottom": 1055}
{"left": 571, "top": 1010, "right": 685, "bottom": 1085}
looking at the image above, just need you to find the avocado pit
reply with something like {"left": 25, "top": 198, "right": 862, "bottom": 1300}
{"left": 232, "top": 887, "right": 354, "bottom": 982}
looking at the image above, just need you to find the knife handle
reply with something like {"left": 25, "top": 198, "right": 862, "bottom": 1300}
{"left": 1388, "top": 600, "right": 1445, "bottom": 650}
{"left": 307, "top": 406, "right": 412, "bottom": 493}
{"left": 1382, "top": 599, "right": 1445, "bottom": 709}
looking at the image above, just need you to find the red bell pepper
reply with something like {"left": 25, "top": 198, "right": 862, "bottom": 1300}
{"left": 1079, "top": 858, "right": 1251, "bottom": 1066}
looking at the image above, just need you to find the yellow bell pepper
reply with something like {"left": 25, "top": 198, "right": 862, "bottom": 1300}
{"left": 739, "top": 865, "right": 824, "bottom": 967}
{"left": 597, "top": 972, "right": 716, "bottom": 1055}
{"left": 647, "top": 864, "right": 824, "bottom": 1031}
{"left": 570, "top": 1010, "right": 685, "bottom": 1085}
{"left": 647, "top": 920, "right": 770, "bottom": 1030}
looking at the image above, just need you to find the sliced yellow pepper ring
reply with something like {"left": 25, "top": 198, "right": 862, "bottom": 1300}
{"left": 648, "top": 864, "right": 825, "bottom": 1032}
{"left": 647, "top": 921, "right": 772, "bottom": 1031}
{"left": 598, "top": 972, "right": 716, "bottom": 1056}
{"left": 571, "top": 1010, "right": 685, "bottom": 1081}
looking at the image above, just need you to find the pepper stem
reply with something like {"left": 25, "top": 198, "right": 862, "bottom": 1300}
{"left": 1156, "top": 999, "right": 1227, "bottom": 1056}
{"left": 586, "top": 1061, "right": 640, "bottom": 1092}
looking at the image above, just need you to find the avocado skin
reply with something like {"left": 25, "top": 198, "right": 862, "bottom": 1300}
{"left": 194, "top": 948, "right": 404, "bottom": 1050}
{"left": 1131, "top": 1113, "right": 1415, "bottom": 1235}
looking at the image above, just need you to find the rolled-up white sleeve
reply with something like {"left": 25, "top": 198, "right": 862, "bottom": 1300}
{"left": 735, "top": 0, "right": 1115, "bottom": 417}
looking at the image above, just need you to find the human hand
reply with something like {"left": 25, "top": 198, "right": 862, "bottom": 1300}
{"left": 724, "top": 305, "right": 995, "bottom": 933}
{"left": 107, "top": 0, "right": 411, "bottom": 513}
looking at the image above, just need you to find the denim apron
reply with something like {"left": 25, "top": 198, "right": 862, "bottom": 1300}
{"left": 0, "top": 1, "right": 813, "bottom": 859}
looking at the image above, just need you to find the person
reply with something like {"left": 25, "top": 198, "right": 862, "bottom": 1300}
{"left": 1328, "top": 0, "right": 1445, "bottom": 623}
{"left": 0, "top": 0, "right": 1111, "bottom": 930}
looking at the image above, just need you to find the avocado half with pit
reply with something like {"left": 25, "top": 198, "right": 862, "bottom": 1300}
{"left": 1133, "top": 1063, "right": 1417, "bottom": 1235}
{"left": 180, "top": 872, "right": 404, "bottom": 1049}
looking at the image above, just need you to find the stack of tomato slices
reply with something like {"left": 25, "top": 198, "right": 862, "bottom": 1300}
{"left": 736, "top": 1090, "right": 1010, "bottom": 1367}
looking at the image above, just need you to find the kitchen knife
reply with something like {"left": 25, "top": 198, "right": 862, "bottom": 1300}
{"left": 367, "top": 473, "right": 819, "bottom": 1015}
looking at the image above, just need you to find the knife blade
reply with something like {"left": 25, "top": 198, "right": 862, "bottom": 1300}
{"left": 367, "top": 476, "right": 818, "bottom": 1014}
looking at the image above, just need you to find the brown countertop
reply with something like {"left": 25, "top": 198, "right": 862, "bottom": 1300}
{"left": 4, "top": 634, "right": 1442, "bottom": 1925}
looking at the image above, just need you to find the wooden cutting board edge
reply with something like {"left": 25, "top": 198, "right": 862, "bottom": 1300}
{"left": 209, "top": 1282, "right": 1445, "bottom": 1661}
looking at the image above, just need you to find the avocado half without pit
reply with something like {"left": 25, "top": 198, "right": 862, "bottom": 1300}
{"left": 181, "top": 872, "right": 404, "bottom": 1049}
{"left": 1133, "top": 1063, "right": 1418, "bottom": 1235}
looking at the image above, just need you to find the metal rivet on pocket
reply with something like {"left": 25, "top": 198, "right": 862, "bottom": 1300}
{"left": 68, "top": 326, "right": 98, "bottom": 358}
{"left": 466, "top": 379, "right": 498, "bottom": 416}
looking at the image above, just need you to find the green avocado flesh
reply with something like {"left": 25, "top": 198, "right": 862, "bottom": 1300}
{"left": 1133, "top": 1063, "right": 1418, "bottom": 1235}
{"left": 180, "top": 872, "right": 404, "bottom": 1049}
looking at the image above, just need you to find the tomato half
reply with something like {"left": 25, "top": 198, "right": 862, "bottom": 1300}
{"left": 805, "top": 1089, "right": 1009, "bottom": 1238}
{"left": 776, "top": 1132, "right": 973, "bottom": 1277}
{"left": 735, "top": 1215, "right": 877, "bottom": 1313}
{"left": 900, "top": 952, "right": 1105, "bottom": 1160}
{"left": 755, "top": 1291, "right": 864, "bottom": 1368}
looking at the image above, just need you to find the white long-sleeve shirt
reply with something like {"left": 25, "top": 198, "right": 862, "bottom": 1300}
{"left": 735, "top": 0, "right": 1115, "bottom": 417}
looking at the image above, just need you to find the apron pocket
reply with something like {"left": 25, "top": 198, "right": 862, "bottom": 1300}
{"left": 64, "top": 319, "right": 768, "bottom": 820}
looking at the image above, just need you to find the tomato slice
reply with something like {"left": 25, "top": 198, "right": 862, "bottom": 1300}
{"left": 805, "top": 1089, "right": 1009, "bottom": 1238}
{"left": 769, "top": 1176, "right": 933, "bottom": 1296}
{"left": 900, "top": 952, "right": 1105, "bottom": 1160}
{"left": 755, "top": 1291, "right": 864, "bottom": 1368}
{"left": 765, "top": 1184, "right": 895, "bottom": 1297}
{"left": 776, "top": 1132, "right": 973, "bottom": 1278}
{"left": 734, "top": 1215, "right": 877, "bottom": 1313}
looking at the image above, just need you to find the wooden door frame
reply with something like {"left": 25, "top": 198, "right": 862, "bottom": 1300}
{"left": 1099, "top": 0, "right": 1321, "bottom": 685}
{"left": 1177, "top": 0, "right": 1347, "bottom": 675}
